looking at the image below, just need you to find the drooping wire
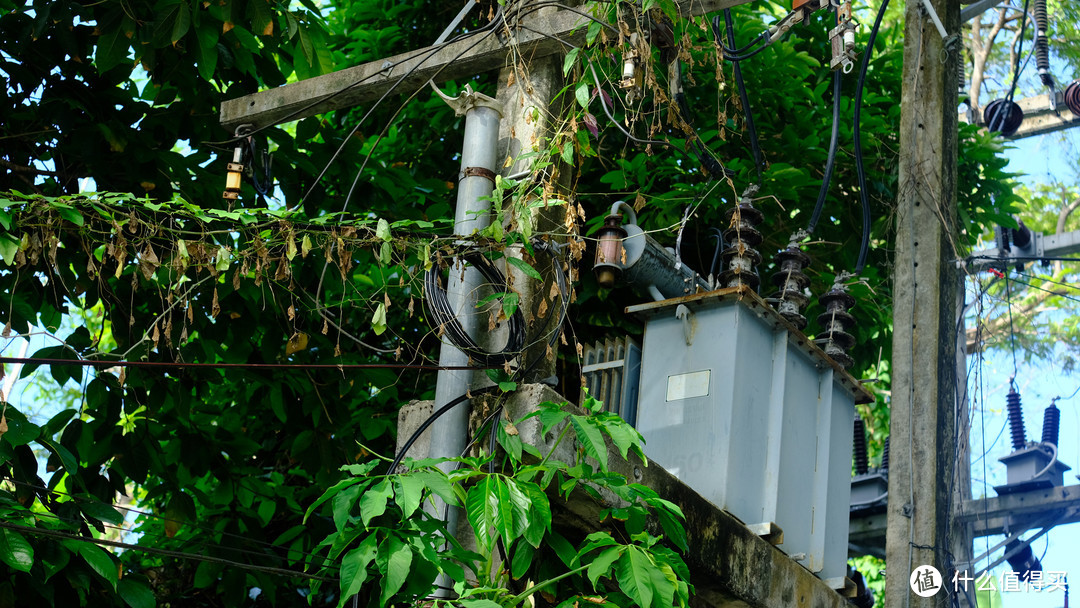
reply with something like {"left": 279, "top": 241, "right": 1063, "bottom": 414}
{"left": 808, "top": 69, "right": 843, "bottom": 235}
{"left": 989, "top": 0, "right": 1031, "bottom": 134}
{"left": 851, "top": 0, "right": 890, "bottom": 274}
{"left": 1004, "top": 270, "right": 1019, "bottom": 378}
{"left": 721, "top": 9, "right": 764, "bottom": 185}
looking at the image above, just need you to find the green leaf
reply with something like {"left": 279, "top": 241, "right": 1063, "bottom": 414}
{"left": 194, "top": 560, "right": 223, "bottom": 588}
{"left": 376, "top": 535, "right": 412, "bottom": 606}
{"left": 561, "top": 142, "right": 575, "bottom": 165}
{"left": 359, "top": 478, "right": 393, "bottom": 526}
{"left": 511, "top": 539, "right": 534, "bottom": 579}
{"left": 522, "top": 482, "right": 550, "bottom": 548}
{"left": 95, "top": 21, "right": 132, "bottom": 72}
{"left": 332, "top": 483, "right": 362, "bottom": 531}
{"left": 392, "top": 474, "right": 425, "bottom": 519}
{"left": 575, "top": 82, "right": 590, "bottom": 109}
{"left": 371, "top": 302, "right": 387, "bottom": 336}
{"left": 303, "top": 477, "right": 363, "bottom": 523}
{"left": 0, "top": 528, "right": 34, "bottom": 572}
{"left": 547, "top": 531, "right": 577, "bottom": 567}
{"left": 0, "top": 234, "right": 19, "bottom": 266}
{"left": 588, "top": 546, "right": 623, "bottom": 588}
{"left": 506, "top": 256, "right": 542, "bottom": 281}
{"left": 601, "top": 417, "right": 643, "bottom": 461}
{"left": 78, "top": 543, "right": 118, "bottom": 590}
{"left": 338, "top": 535, "right": 377, "bottom": 608}
{"left": 376, "top": 218, "right": 391, "bottom": 241}
{"left": 459, "top": 601, "right": 504, "bottom": 608}
{"left": 616, "top": 547, "right": 662, "bottom": 608}
{"left": 413, "top": 470, "right": 457, "bottom": 506}
{"left": 570, "top": 415, "right": 609, "bottom": 472}
{"left": 54, "top": 205, "right": 84, "bottom": 227}
{"left": 170, "top": 1, "right": 191, "bottom": 44}
{"left": 562, "top": 47, "right": 581, "bottom": 76}
{"left": 118, "top": 578, "right": 156, "bottom": 608}
{"left": 79, "top": 500, "right": 125, "bottom": 526}
{"left": 39, "top": 438, "right": 78, "bottom": 474}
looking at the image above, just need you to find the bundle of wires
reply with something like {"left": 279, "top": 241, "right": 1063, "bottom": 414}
{"left": 423, "top": 248, "right": 527, "bottom": 368}
{"left": 389, "top": 237, "right": 571, "bottom": 475}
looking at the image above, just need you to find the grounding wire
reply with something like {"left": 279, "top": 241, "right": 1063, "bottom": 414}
{"left": 808, "top": 69, "right": 844, "bottom": 235}
{"left": 851, "top": 0, "right": 889, "bottom": 275}
{"left": 723, "top": 9, "right": 764, "bottom": 185}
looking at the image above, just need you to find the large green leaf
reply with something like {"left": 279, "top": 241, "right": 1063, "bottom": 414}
{"left": 587, "top": 546, "right": 623, "bottom": 588}
{"left": 570, "top": 415, "right": 609, "bottom": 472}
{"left": 391, "top": 474, "right": 425, "bottom": 519}
{"left": 337, "top": 535, "right": 377, "bottom": 608}
{"left": 77, "top": 543, "right": 118, "bottom": 590}
{"left": 376, "top": 534, "right": 412, "bottom": 606}
{"left": 303, "top": 477, "right": 364, "bottom": 523}
{"left": 358, "top": 478, "right": 393, "bottom": 526}
{"left": 0, "top": 528, "right": 33, "bottom": 572}
{"left": 615, "top": 547, "right": 675, "bottom": 608}
{"left": 118, "top": 578, "right": 156, "bottom": 608}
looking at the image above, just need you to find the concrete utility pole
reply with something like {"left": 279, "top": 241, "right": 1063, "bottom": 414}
{"left": 886, "top": 0, "right": 967, "bottom": 605}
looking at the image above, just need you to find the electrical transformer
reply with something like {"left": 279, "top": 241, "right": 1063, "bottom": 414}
{"left": 628, "top": 286, "right": 873, "bottom": 585}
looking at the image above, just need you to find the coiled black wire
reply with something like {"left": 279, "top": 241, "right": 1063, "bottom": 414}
{"left": 424, "top": 248, "right": 526, "bottom": 367}
{"left": 852, "top": 0, "right": 889, "bottom": 274}
{"left": 720, "top": 9, "right": 764, "bottom": 184}
{"left": 808, "top": 70, "right": 843, "bottom": 235}
{"left": 389, "top": 238, "right": 572, "bottom": 475}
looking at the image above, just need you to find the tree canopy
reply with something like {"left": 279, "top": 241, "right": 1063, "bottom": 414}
{"left": 0, "top": 0, "right": 1037, "bottom": 606}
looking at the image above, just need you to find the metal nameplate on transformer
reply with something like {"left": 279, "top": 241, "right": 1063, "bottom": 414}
{"left": 666, "top": 370, "right": 710, "bottom": 401}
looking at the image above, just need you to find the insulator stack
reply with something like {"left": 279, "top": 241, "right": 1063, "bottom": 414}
{"left": 853, "top": 415, "right": 869, "bottom": 476}
{"left": 984, "top": 98, "right": 1024, "bottom": 136}
{"left": 1042, "top": 400, "right": 1060, "bottom": 447}
{"left": 881, "top": 436, "right": 890, "bottom": 472}
{"left": 1033, "top": 0, "right": 1053, "bottom": 87}
{"left": 958, "top": 46, "right": 966, "bottom": 94}
{"left": 719, "top": 188, "right": 764, "bottom": 291}
{"left": 813, "top": 276, "right": 857, "bottom": 369}
{"left": 1007, "top": 387, "right": 1027, "bottom": 451}
{"left": 768, "top": 234, "right": 811, "bottom": 329}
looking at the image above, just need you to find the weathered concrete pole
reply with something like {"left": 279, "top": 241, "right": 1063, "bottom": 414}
{"left": 885, "top": 0, "right": 963, "bottom": 604}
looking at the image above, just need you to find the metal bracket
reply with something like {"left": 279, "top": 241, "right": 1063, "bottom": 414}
{"left": 434, "top": 83, "right": 503, "bottom": 117}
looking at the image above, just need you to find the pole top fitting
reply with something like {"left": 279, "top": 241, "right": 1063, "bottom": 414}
{"left": 435, "top": 83, "right": 503, "bottom": 117}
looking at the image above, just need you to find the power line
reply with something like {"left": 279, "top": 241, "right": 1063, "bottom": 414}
{"left": 0, "top": 357, "right": 491, "bottom": 372}
{"left": 0, "top": 477, "right": 333, "bottom": 567}
{"left": 1008, "top": 275, "right": 1080, "bottom": 306}
{"left": 0, "top": 521, "right": 336, "bottom": 582}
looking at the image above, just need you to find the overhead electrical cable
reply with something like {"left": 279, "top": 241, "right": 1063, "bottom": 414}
{"left": 852, "top": 0, "right": 890, "bottom": 275}
{"left": 989, "top": 0, "right": 1031, "bottom": 134}
{"left": 0, "top": 521, "right": 336, "bottom": 582}
{"left": 808, "top": 69, "right": 844, "bottom": 235}
{"left": 0, "top": 357, "right": 495, "bottom": 372}
{"left": 721, "top": 9, "right": 764, "bottom": 185}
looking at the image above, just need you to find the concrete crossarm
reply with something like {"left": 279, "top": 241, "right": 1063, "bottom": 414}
{"left": 956, "top": 483, "right": 1080, "bottom": 537}
{"left": 220, "top": 0, "right": 756, "bottom": 130}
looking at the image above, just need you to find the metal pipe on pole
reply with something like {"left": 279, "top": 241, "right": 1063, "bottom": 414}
{"left": 428, "top": 85, "right": 502, "bottom": 596}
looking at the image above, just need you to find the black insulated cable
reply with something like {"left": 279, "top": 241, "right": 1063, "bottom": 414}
{"left": 990, "top": 0, "right": 1031, "bottom": 134}
{"left": 808, "top": 70, "right": 843, "bottom": 235}
{"left": 710, "top": 16, "right": 773, "bottom": 62}
{"left": 424, "top": 249, "right": 527, "bottom": 367}
{"left": 722, "top": 9, "right": 764, "bottom": 184}
{"left": 852, "top": 0, "right": 889, "bottom": 274}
